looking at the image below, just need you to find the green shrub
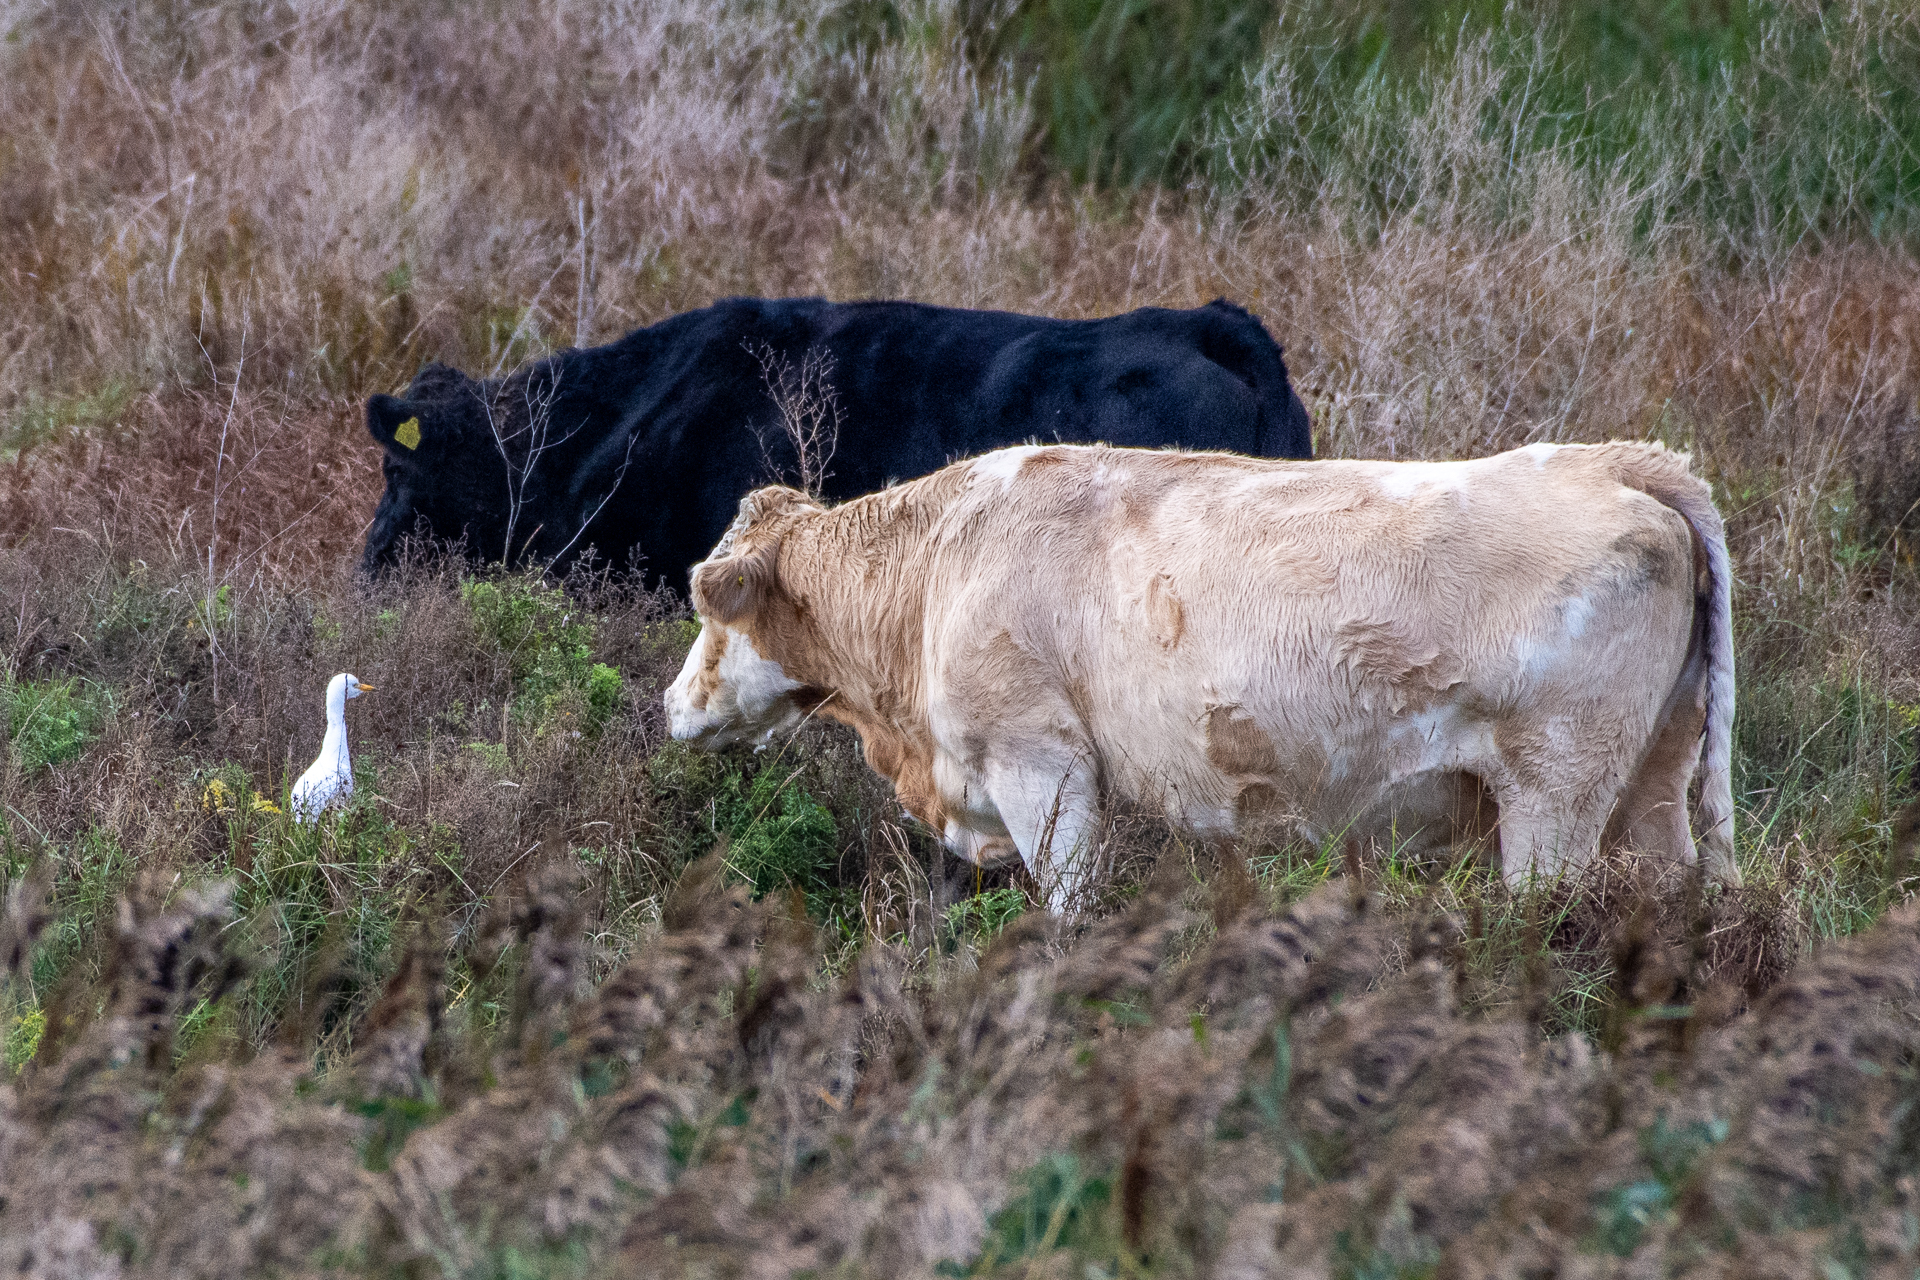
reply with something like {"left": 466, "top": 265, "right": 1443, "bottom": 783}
{"left": 460, "top": 575, "right": 625, "bottom": 735}
{"left": 720, "top": 767, "right": 839, "bottom": 902}
{"left": 4, "top": 678, "right": 108, "bottom": 772}
{"left": 643, "top": 745, "right": 841, "bottom": 906}
{"left": 462, "top": 574, "right": 592, "bottom": 683}
{"left": 944, "top": 885, "right": 1027, "bottom": 947}
{"left": 584, "top": 660, "right": 624, "bottom": 728}
{"left": 3, "top": 1010, "right": 45, "bottom": 1073}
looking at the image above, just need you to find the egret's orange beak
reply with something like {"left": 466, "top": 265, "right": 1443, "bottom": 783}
{"left": 357, "top": 682, "right": 375, "bottom": 692}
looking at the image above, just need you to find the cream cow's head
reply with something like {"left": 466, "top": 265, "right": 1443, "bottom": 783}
{"left": 665, "top": 486, "right": 823, "bottom": 749}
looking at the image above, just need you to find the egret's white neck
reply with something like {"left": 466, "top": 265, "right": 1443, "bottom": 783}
{"left": 321, "top": 681, "right": 351, "bottom": 770}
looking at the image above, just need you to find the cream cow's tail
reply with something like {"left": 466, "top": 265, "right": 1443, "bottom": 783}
{"left": 1599, "top": 442, "right": 1738, "bottom": 881}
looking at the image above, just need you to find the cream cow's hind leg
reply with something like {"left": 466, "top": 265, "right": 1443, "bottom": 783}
{"left": 1488, "top": 697, "right": 1650, "bottom": 887}
{"left": 1492, "top": 780, "right": 1610, "bottom": 889}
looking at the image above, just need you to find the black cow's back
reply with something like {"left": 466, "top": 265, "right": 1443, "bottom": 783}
{"left": 363, "top": 296, "right": 1312, "bottom": 594}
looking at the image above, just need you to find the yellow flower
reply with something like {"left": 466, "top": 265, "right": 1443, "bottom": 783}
{"left": 250, "top": 793, "right": 283, "bottom": 815}
{"left": 201, "top": 778, "right": 235, "bottom": 814}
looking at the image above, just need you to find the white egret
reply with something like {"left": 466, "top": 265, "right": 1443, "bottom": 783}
{"left": 292, "top": 673, "right": 373, "bottom": 824}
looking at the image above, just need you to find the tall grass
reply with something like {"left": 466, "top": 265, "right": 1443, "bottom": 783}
{"left": 4, "top": 0, "right": 1915, "bottom": 407}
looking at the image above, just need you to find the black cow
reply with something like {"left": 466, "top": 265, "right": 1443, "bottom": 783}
{"left": 363, "top": 296, "right": 1313, "bottom": 594}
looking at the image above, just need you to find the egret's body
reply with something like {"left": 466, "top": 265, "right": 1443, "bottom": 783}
{"left": 292, "top": 673, "right": 372, "bottom": 824}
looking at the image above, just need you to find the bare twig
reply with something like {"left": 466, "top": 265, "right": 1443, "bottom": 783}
{"left": 482, "top": 363, "right": 592, "bottom": 568}
{"left": 744, "top": 341, "right": 843, "bottom": 499}
{"left": 548, "top": 430, "right": 641, "bottom": 567}
{"left": 574, "top": 191, "right": 596, "bottom": 349}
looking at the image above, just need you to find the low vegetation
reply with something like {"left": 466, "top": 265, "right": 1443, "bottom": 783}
{"left": 8, "top": 843, "right": 1920, "bottom": 1277}
{"left": 3, "top": 0, "right": 1920, "bottom": 1274}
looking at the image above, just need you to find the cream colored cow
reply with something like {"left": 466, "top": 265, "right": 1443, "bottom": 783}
{"left": 666, "top": 442, "right": 1735, "bottom": 905}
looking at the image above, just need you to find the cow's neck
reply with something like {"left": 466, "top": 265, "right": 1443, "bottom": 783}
{"left": 764, "top": 473, "right": 962, "bottom": 827}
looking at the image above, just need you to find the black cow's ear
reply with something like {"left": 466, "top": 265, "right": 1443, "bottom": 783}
{"left": 367, "top": 394, "right": 427, "bottom": 455}
{"left": 691, "top": 543, "right": 778, "bottom": 625}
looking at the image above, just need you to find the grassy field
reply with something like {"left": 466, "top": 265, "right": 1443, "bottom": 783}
{"left": 4, "top": 0, "right": 1920, "bottom": 1275}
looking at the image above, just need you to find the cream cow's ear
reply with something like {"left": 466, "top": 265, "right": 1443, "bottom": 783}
{"left": 691, "top": 542, "right": 778, "bottom": 625}
{"left": 693, "top": 485, "right": 819, "bottom": 622}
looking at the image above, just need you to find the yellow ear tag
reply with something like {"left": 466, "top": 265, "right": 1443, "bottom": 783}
{"left": 394, "top": 416, "right": 422, "bottom": 450}
{"left": 736, "top": 574, "right": 744, "bottom": 585}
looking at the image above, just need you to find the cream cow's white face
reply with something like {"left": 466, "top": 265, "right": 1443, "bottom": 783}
{"left": 665, "top": 622, "right": 805, "bottom": 749}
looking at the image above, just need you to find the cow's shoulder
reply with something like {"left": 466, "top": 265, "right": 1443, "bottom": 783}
{"left": 692, "top": 295, "right": 834, "bottom": 340}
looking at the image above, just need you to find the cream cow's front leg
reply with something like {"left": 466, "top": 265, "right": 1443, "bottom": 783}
{"left": 980, "top": 746, "right": 1102, "bottom": 914}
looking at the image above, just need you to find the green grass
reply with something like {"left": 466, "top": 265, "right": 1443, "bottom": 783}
{"left": 1206, "top": 0, "right": 1920, "bottom": 245}
{"left": 1004, "top": 0, "right": 1275, "bottom": 188}
{"left": 780, "top": 0, "right": 1919, "bottom": 244}
{"left": 4, "top": 677, "right": 110, "bottom": 773}
{"left": 0, "top": 378, "right": 134, "bottom": 458}
{"left": 803, "top": 0, "right": 1920, "bottom": 243}
{"left": 954, "top": 1152, "right": 1117, "bottom": 1274}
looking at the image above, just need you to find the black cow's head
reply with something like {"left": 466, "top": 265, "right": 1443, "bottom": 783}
{"left": 362, "top": 364, "right": 513, "bottom": 573}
